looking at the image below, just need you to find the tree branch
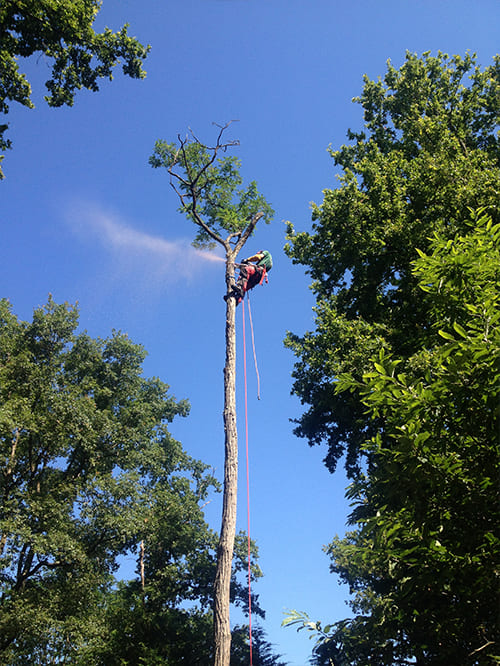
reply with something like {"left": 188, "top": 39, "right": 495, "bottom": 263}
{"left": 139, "top": 540, "right": 145, "bottom": 591}
{"left": 191, "top": 208, "right": 227, "bottom": 249}
{"left": 232, "top": 212, "right": 264, "bottom": 255}
{"left": 469, "top": 640, "right": 494, "bottom": 657}
{"left": 6, "top": 428, "right": 19, "bottom": 476}
{"left": 0, "top": 429, "right": 20, "bottom": 556}
{"left": 162, "top": 121, "right": 270, "bottom": 265}
{"left": 167, "top": 133, "right": 229, "bottom": 249}
{"left": 15, "top": 542, "right": 33, "bottom": 590}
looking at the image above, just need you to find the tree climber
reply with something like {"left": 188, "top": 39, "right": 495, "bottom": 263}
{"left": 225, "top": 250, "right": 273, "bottom": 304}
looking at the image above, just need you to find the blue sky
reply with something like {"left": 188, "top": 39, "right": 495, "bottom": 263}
{"left": 2, "top": 1, "right": 499, "bottom": 663}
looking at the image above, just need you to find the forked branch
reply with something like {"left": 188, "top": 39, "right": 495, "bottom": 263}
{"left": 165, "top": 121, "right": 266, "bottom": 254}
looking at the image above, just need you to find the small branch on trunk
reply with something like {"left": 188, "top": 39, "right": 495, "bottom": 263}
{"left": 6, "top": 428, "right": 20, "bottom": 476}
{"left": 139, "top": 540, "right": 145, "bottom": 592}
{"left": 469, "top": 640, "right": 494, "bottom": 657}
{"left": 0, "top": 429, "right": 21, "bottom": 556}
{"left": 233, "top": 212, "right": 264, "bottom": 255}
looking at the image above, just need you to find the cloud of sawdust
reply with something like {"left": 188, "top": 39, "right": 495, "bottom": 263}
{"left": 66, "top": 200, "right": 224, "bottom": 287}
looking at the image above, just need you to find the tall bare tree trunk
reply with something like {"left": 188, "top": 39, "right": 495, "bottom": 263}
{"left": 156, "top": 124, "right": 268, "bottom": 665}
{"left": 213, "top": 256, "right": 238, "bottom": 666}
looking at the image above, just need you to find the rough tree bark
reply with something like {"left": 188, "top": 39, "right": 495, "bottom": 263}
{"left": 213, "top": 220, "right": 262, "bottom": 666}
{"left": 213, "top": 250, "right": 238, "bottom": 666}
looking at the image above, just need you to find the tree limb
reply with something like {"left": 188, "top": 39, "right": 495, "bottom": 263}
{"left": 469, "top": 640, "right": 494, "bottom": 656}
{"left": 168, "top": 134, "right": 228, "bottom": 249}
{"left": 139, "top": 539, "right": 145, "bottom": 591}
{"left": 232, "top": 212, "right": 264, "bottom": 255}
{"left": 0, "top": 429, "right": 21, "bottom": 556}
{"left": 191, "top": 208, "right": 227, "bottom": 249}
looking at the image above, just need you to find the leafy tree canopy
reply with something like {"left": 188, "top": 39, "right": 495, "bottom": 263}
{"left": 0, "top": 297, "right": 272, "bottom": 664}
{"left": 285, "top": 209, "right": 500, "bottom": 664}
{"left": 0, "top": 0, "right": 150, "bottom": 177}
{"left": 231, "top": 625, "right": 288, "bottom": 666}
{"left": 285, "top": 51, "right": 500, "bottom": 477}
{"left": 149, "top": 124, "right": 274, "bottom": 252}
{"left": 94, "top": 531, "right": 269, "bottom": 666}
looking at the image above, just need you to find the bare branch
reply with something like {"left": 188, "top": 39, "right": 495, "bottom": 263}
{"left": 227, "top": 231, "right": 242, "bottom": 247}
{"left": 190, "top": 208, "right": 227, "bottom": 248}
{"left": 6, "top": 428, "right": 20, "bottom": 476}
{"left": 139, "top": 540, "right": 145, "bottom": 591}
{"left": 469, "top": 640, "right": 494, "bottom": 657}
{"left": 179, "top": 134, "right": 195, "bottom": 187}
{"left": 233, "top": 212, "right": 264, "bottom": 255}
{"left": 0, "top": 429, "right": 21, "bottom": 556}
{"left": 204, "top": 120, "right": 240, "bottom": 152}
{"left": 166, "top": 129, "right": 236, "bottom": 249}
{"left": 190, "top": 130, "right": 229, "bottom": 189}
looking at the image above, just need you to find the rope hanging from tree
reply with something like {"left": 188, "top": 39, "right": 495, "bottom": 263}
{"left": 246, "top": 294, "right": 261, "bottom": 401}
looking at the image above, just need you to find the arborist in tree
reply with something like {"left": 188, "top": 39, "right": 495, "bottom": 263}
{"left": 225, "top": 250, "right": 273, "bottom": 304}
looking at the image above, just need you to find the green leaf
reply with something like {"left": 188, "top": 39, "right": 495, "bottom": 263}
{"left": 452, "top": 321, "right": 468, "bottom": 338}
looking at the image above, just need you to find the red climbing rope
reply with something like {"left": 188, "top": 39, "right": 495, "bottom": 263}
{"left": 241, "top": 299, "right": 253, "bottom": 666}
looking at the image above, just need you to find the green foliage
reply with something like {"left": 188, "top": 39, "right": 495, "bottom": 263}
{"left": 0, "top": 0, "right": 150, "bottom": 177}
{"left": 285, "top": 51, "right": 500, "bottom": 664}
{"left": 0, "top": 297, "right": 271, "bottom": 664}
{"left": 285, "top": 51, "right": 500, "bottom": 476}
{"left": 88, "top": 529, "right": 266, "bottom": 665}
{"left": 283, "top": 609, "right": 346, "bottom": 666}
{"left": 150, "top": 127, "right": 273, "bottom": 250}
{"left": 231, "top": 624, "right": 288, "bottom": 666}
{"left": 291, "top": 211, "right": 500, "bottom": 664}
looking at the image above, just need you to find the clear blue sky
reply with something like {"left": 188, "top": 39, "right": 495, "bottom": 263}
{"left": 2, "top": 1, "right": 498, "bottom": 663}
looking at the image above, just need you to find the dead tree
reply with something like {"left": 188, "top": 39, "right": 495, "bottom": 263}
{"left": 149, "top": 123, "right": 273, "bottom": 666}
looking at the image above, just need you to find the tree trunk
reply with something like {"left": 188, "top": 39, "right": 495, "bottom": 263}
{"left": 213, "top": 256, "right": 238, "bottom": 666}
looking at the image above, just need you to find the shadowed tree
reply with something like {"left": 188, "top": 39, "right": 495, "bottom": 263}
{"left": 0, "top": 296, "right": 213, "bottom": 663}
{"left": 0, "top": 296, "right": 275, "bottom": 664}
{"left": 284, "top": 51, "right": 500, "bottom": 664}
{"left": 285, "top": 209, "right": 500, "bottom": 664}
{"left": 285, "top": 51, "right": 500, "bottom": 478}
{"left": 149, "top": 122, "right": 273, "bottom": 666}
